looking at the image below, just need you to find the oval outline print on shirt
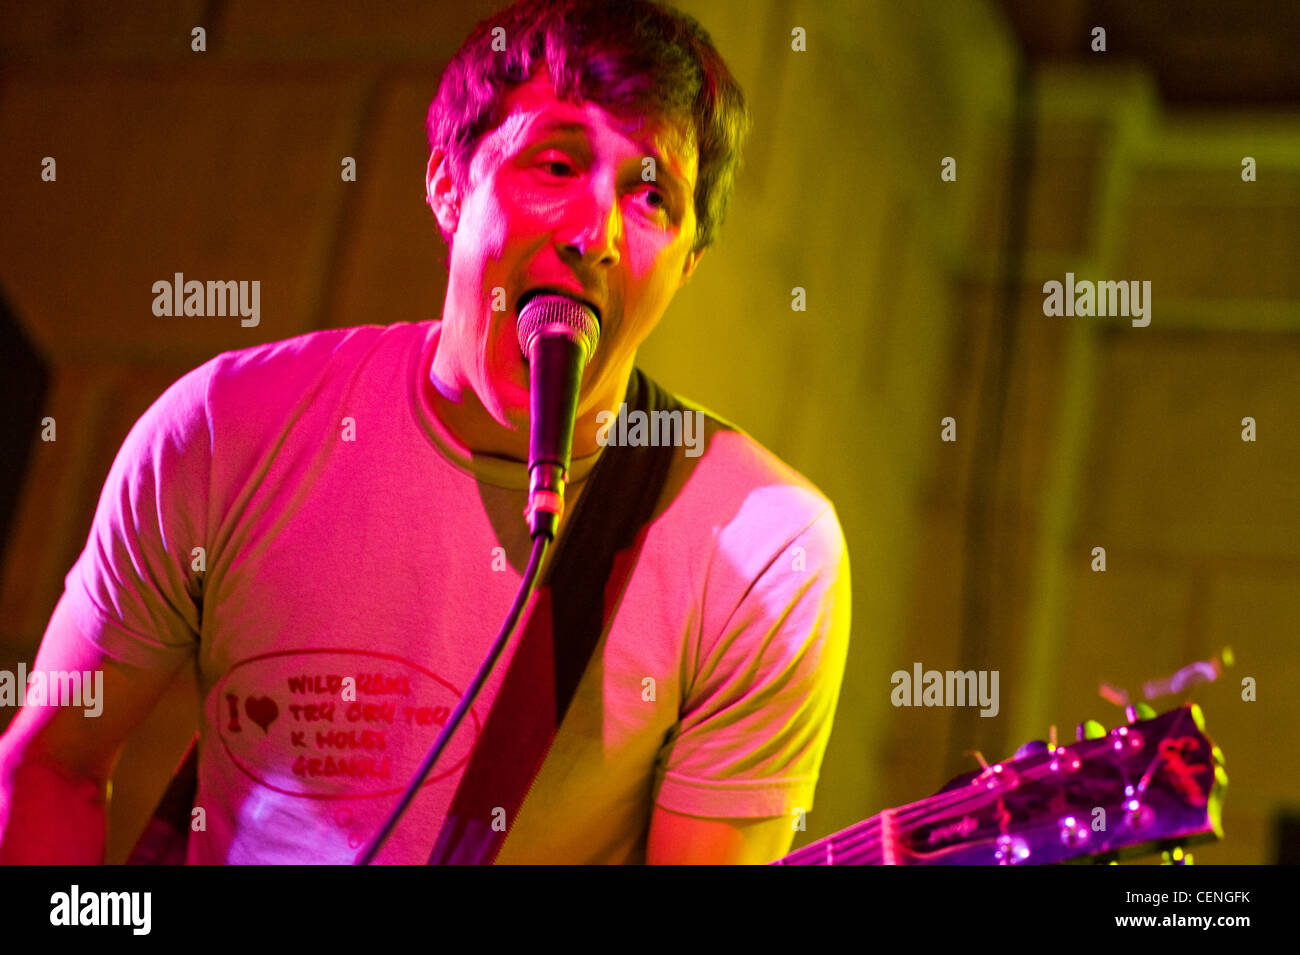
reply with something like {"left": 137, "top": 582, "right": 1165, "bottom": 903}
{"left": 214, "top": 648, "right": 481, "bottom": 799}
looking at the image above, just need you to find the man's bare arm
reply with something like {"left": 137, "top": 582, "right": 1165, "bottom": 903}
{"left": 0, "top": 594, "right": 183, "bottom": 863}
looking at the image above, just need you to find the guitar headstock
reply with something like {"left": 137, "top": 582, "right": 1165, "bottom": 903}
{"left": 776, "top": 704, "right": 1227, "bottom": 865}
{"left": 911, "top": 704, "right": 1226, "bottom": 864}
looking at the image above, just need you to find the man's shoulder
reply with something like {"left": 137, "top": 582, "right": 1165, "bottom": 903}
{"left": 649, "top": 378, "right": 844, "bottom": 552}
{"left": 172, "top": 321, "right": 430, "bottom": 425}
{"left": 204, "top": 321, "right": 426, "bottom": 384}
{"left": 122, "top": 322, "right": 431, "bottom": 467}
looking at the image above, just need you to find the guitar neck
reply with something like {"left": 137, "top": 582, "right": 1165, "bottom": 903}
{"left": 772, "top": 808, "right": 899, "bottom": 865}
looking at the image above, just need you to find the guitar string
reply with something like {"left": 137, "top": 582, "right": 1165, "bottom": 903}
{"left": 797, "top": 761, "right": 1116, "bottom": 866}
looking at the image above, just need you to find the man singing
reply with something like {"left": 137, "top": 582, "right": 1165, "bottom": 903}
{"left": 0, "top": 0, "right": 850, "bottom": 864}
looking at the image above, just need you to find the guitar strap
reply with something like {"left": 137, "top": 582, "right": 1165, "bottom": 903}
{"left": 127, "top": 366, "right": 682, "bottom": 864}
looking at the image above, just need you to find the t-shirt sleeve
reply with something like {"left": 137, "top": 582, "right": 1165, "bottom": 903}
{"left": 654, "top": 502, "right": 851, "bottom": 820}
{"left": 62, "top": 362, "right": 215, "bottom": 670}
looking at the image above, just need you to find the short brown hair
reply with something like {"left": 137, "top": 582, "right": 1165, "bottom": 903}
{"left": 427, "top": 0, "right": 750, "bottom": 252}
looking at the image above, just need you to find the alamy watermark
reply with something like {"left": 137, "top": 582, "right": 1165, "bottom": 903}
{"left": 1042, "top": 272, "right": 1150, "bottom": 327}
{"left": 891, "top": 662, "right": 999, "bottom": 718}
{"left": 152, "top": 272, "right": 260, "bottom": 327}
{"left": 595, "top": 403, "right": 704, "bottom": 458}
{"left": 0, "top": 664, "right": 103, "bottom": 718}
{"left": 50, "top": 885, "right": 150, "bottom": 935}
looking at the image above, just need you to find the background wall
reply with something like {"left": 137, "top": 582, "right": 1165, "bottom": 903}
{"left": 1, "top": 0, "right": 1296, "bottom": 864}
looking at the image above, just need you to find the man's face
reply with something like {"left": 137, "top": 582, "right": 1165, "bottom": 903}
{"left": 427, "top": 66, "right": 704, "bottom": 433}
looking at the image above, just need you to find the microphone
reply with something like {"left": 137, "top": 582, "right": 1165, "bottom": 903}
{"left": 516, "top": 293, "right": 600, "bottom": 540}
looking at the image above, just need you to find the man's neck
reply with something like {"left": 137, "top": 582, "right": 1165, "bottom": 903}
{"left": 426, "top": 365, "right": 526, "bottom": 462}
{"left": 426, "top": 334, "right": 631, "bottom": 463}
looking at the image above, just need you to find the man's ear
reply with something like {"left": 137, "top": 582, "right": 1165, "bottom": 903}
{"left": 678, "top": 247, "right": 706, "bottom": 287}
{"left": 426, "top": 150, "right": 461, "bottom": 238}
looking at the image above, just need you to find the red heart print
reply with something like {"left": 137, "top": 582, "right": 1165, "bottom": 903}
{"left": 245, "top": 696, "right": 279, "bottom": 733}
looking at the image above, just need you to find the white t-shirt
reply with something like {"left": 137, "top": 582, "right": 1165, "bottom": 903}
{"left": 64, "top": 320, "right": 851, "bottom": 863}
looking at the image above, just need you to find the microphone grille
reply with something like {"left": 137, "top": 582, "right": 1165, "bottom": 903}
{"left": 516, "top": 294, "right": 600, "bottom": 365}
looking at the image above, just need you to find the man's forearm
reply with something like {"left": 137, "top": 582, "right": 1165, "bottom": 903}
{"left": 0, "top": 754, "right": 108, "bottom": 864}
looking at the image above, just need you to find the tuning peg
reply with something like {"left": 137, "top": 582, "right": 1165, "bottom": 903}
{"left": 1076, "top": 719, "right": 1107, "bottom": 741}
{"left": 1099, "top": 682, "right": 1129, "bottom": 707}
{"left": 1014, "top": 740, "right": 1049, "bottom": 760}
{"left": 1161, "top": 848, "right": 1193, "bottom": 865}
{"left": 1125, "top": 702, "right": 1157, "bottom": 723}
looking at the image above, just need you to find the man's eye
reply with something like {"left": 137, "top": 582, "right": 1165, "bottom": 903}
{"left": 638, "top": 186, "right": 668, "bottom": 213}
{"left": 538, "top": 158, "right": 575, "bottom": 177}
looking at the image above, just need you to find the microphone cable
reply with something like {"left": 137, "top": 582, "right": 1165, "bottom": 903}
{"left": 354, "top": 533, "right": 549, "bottom": 864}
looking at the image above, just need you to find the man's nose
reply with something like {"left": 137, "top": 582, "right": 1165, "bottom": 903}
{"left": 559, "top": 187, "right": 621, "bottom": 268}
